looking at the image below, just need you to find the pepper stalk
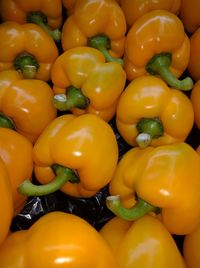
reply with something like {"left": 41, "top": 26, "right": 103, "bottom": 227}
{"left": 106, "top": 195, "right": 158, "bottom": 220}
{"left": 146, "top": 52, "right": 193, "bottom": 91}
{"left": 27, "top": 11, "right": 61, "bottom": 42}
{"left": 18, "top": 164, "right": 80, "bottom": 196}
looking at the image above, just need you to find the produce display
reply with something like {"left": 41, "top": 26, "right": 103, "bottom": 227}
{"left": 0, "top": 0, "right": 199, "bottom": 267}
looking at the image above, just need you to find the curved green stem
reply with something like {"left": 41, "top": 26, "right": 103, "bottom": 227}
{"left": 18, "top": 164, "right": 79, "bottom": 196}
{"left": 146, "top": 52, "right": 193, "bottom": 91}
{"left": 14, "top": 52, "right": 39, "bottom": 79}
{"left": 136, "top": 118, "right": 164, "bottom": 148}
{"left": 0, "top": 112, "right": 16, "bottom": 130}
{"left": 27, "top": 11, "right": 61, "bottom": 41}
{"left": 87, "top": 34, "right": 124, "bottom": 66}
{"left": 106, "top": 195, "right": 157, "bottom": 221}
{"left": 53, "top": 86, "right": 90, "bottom": 111}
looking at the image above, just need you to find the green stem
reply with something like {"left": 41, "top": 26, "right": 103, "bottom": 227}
{"left": 0, "top": 112, "right": 16, "bottom": 130}
{"left": 27, "top": 11, "right": 61, "bottom": 41}
{"left": 53, "top": 86, "right": 90, "bottom": 111}
{"left": 18, "top": 164, "right": 79, "bottom": 196}
{"left": 136, "top": 118, "right": 164, "bottom": 148}
{"left": 14, "top": 52, "right": 39, "bottom": 79}
{"left": 146, "top": 52, "right": 193, "bottom": 91}
{"left": 87, "top": 34, "right": 124, "bottom": 66}
{"left": 106, "top": 195, "right": 157, "bottom": 221}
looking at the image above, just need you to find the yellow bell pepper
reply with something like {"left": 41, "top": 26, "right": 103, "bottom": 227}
{"left": 0, "top": 157, "right": 13, "bottom": 246}
{"left": 0, "top": 70, "right": 57, "bottom": 143}
{"left": 62, "top": 0, "right": 75, "bottom": 15}
{"left": 18, "top": 113, "right": 118, "bottom": 198}
{"left": 183, "top": 221, "right": 200, "bottom": 268}
{"left": 51, "top": 47, "right": 126, "bottom": 122}
{"left": 106, "top": 142, "right": 200, "bottom": 235}
{"left": 0, "top": 0, "right": 63, "bottom": 41}
{"left": 0, "top": 128, "right": 33, "bottom": 215}
{"left": 100, "top": 215, "right": 186, "bottom": 268}
{"left": 61, "top": 0, "right": 126, "bottom": 65}
{"left": 0, "top": 21, "right": 59, "bottom": 81}
{"left": 116, "top": 75, "right": 194, "bottom": 147}
{"left": 0, "top": 211, "right": 117, "bottom": 268}
{"left": 190, "top": 80, "right": 200, "bottom": 129}
{"left": 118, "top": 0, "right": 181, "bottom": 28}
{"left": 124, "top": 10, "right": 193, "bottom": 91}
{"left": 188, "top": 27, "right": 200, "bottom": 82}
{"left": 179, "top": 0, "right": 200, "bottom": 33}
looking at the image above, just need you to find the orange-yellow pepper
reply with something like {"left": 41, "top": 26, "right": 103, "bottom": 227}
{"left": 0, "top": 128, "right": 33, "bottom": 215}
{"left": 183, "top": 221, "right": 200, "bottom": 268}
{"left": 0, "top": 0, "right": 63, "bottom": 41}
{"left": 118, "top": 0, "right": 181, "bottom": 28}
{"left": 188, "top": 27, "right": 200, "bottom": 82}
{"left": 106, "top": 142, "right": 200, "bottom": 235}
{"left": 0, "top": 21, "right": 59, "bottom": 81}
{"left": 0, "top": 157, "right": 13, "bottom": 246}
{"left": 51, "top": 47, "right": 126, "bottom": 122}
{"left": 62, "top": 0, "right": 76, "bottom": 15}
{"left": 61, "top": 0, "right": 126, "bottom": 65}
{"left": 116, "top": 75, "right": 194, "bottom": 147}
{"left": 179, "top": 0, "right": 200, "bottom": 33}
{"left": 100, "top": 215, "right": 186, "bottom": 268}
{"left": 124, "top": 10, "right": 193, "bottom": 91}
{"left": 18, "top": 113, "right": 119, "bottom": 198}
{"left": 190, "top": 80, "right": 200, "bottom": 129}
{"left": 0, "top": 70, "right": 57, "bottom": 143}
{"left": 0, "top": 211, "right": 117, "bottom": 268}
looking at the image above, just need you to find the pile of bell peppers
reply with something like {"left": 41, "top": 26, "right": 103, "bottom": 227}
{"left": 0, "top": 0, "right": 199, "bottom": 267}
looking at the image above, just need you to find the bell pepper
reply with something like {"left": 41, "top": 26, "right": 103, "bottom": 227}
{"left": 0, "top": 128, "right": 33, "bottom": 215}
{"left": 0, "top": 157, "right": 13, "bottom": 246}
{"left": 188, "top": 27, "right": 200, "bottom": 82}
{"left": 124, "top": 9, "right": 193, "bottom": 91}
{"left": 18, "top": 113, "right": 119, "bottom": 198}
{"left": 106, "top": 142, "right": 200, "bottom": 235}
{"left": 100, "top": 215, "right": 186, "bottom": 268}
{"left": 62, "top": 0, "right": 76, "bottom": 15}
{"left": 190, "top": 80, "right": 200, "bottom": 129}
{"left": 51, "top": 46, "right": 126, "bottom": 122}
{"left": 179, "top": 0, "right": 200, "bottom": 33}
{"left": 183, "top": 221, "right": 200, "bottom": 268}
{"left": 0, "top": 0, "right": 63, "bottom": 41}
{"left": 118, "top": 0, "right": 181, "bottom": 28}
{"left": 0, "top": 211, "right": 117, "bottom": 268}
{"left": 0, "top": 70, "right": 57, "bottom": 143}
{"left": 0, "top": 21, "right": 59, "bottom": 81}
{"left": 61, "top": 0, "right": 126, "bottom": 65}
{"left": 116, "top": 75, "right": 194, "bottom": 148}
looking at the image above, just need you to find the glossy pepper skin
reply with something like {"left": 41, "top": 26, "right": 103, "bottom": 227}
{"left": 0, "top": 0, "right": 63, "bottom": 41}
{"left": 118, "top": 0, "right": 181, "bottom": 28}
{"left": 61, "top": 0, "right": 126, "bottom": 65}
{"left": 0, "top": 128, "right": 33, "bottom": 215}
{"left": 188, "top": 28, "right": 200, "bottom": 82}
{"left": 0, "top": 211, "right": 117, "bottom": 268}
{"left": 100, "top": 215, "right": 186, "bottom": 268}
{"left": 190, "top": 80, "right": 200, "bottom": 129}
{"left": 183, "top": 222, "right": 200, "bottom": 268}
{"left": 106, "top": 142, "right": 200, "bottom": 235}
{"left": 18, "top": 113, "right": 119, "bottom": 198}
{"left": 179, "top": 0, "right": 200, "bottom": 33}
{"left": 0, "top": 70, "right": 57, "bottom": 143}
{"left": 51, "top": 47, "right": 126, "bottom": 122}
{"left": 0, "top": 21, "right": 59, "bottom": 81}
{"left": 0, "top": 157, "right": 13, "bottom": 246}
{"left": 116, "top": 75, "right": 194, "bottom": 148}
{"left": 124, "top": 10, "right": 193, "bottom": 91}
